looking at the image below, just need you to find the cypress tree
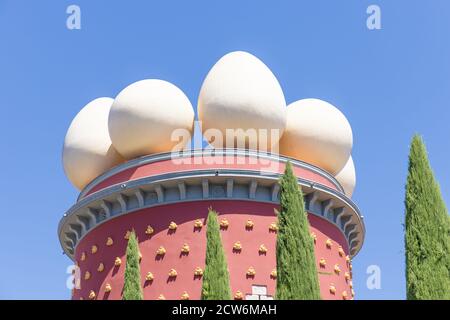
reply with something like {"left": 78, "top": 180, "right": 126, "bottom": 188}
{"left": 122, "top": 230, "right": 144, "bottom": 300}
{"left": 405, "top": 135, "right": 450, "bottom": 300}
{"left": 276, "top": 161, "right": 321, "bottom": 300}
{"left": 201, "top": 209, "right": 231, "bottom": 300}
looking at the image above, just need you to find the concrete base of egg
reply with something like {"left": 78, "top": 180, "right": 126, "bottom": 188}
{"left": 60, "top": 50, "right": 363, "bottom": 300}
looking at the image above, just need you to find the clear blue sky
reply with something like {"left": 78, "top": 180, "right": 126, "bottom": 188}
{"left": 0, "top": 0, "right": 449, "bottom": 300}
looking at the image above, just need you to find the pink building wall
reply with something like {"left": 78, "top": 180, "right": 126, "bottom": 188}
{"left": 73, "top": 200, "right": 353, "bottom": 300}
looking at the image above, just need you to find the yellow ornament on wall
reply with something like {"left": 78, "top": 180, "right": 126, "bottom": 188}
{"left": 270, "top": 269, "right": 277, "bottom": 279}
{"left": 220, "top": 219, "right": 229, "bottom": 228}
{"left": 233, "top": 241, "right": 242, "bottom": 251}
{"left": 124, "top": 230, "right": 131, "bottom": 240}
{"left": 168, "top": 269, "right": 178, "bottom": 277}
{"left": 104, "top": 283, "right": 112, "bottom": 293}
{"left": 319, "top": 258, "right": 326, "bottom": 267}
{"left": 84, "top": 271, "right": 91, "bottom": 280}
{"left": 326, "top": 238, "right": 333, "bottom": 248}
{"left": 194, "top": 267, "right": 203, "bottom": 276}
{"left": 80, "top": 252, "right": 86, "bottom": 261}
{"left": 88, "top": 290, "right": 96, "bottom": 300}
{"left": 329, "top": 284, "right": 336, "bottom": 294}
{"left": 146, "top": 272, "right": 154, "bottom": 281}
{"left": 145, "top": 225, "right": 154, "bottom": 235}
{"left": 181, "top": 243, "right": 190, "bottom": 254}
{"left": 157, "top": 294, "right": 166, "bottom": 300}
{"left": 97, "top": 263, "right": 104, "bottom": 272}
{"left": 156, "top": 246, "right": 166, "bottom": 256}
{"left": 245, "top": 219, "right": 254, "bottom": 229}
{"left": 342, "top": 291, "right": 348, "bottom": 300}
{"left": 194, "top": 219, "right": 203, "bottom": 228}
{"left": 259, "top": 244, "right": 268, "bottom": 253}
{"left": 269, "top": 222, "right": 278, "bottom": 232}
{"left": 247, "top": 267, "right": 256, "bottom": 276}
{"left": 91, "top": 245, "right": 98, "bottom": 254}
{"left": 169, "top": 221, "right": 177, "bottom": 230}
{"left": 114, "top": 257, "right": 122, "bottom": 267}
{"left": 334, "top": 264, "right": 341, "bottom": 275}
{"left": 234, "top": 291, "right": 244, "bottom": 300}
{"left": 106, "top": 237, "right": 114, "bottom": 246}
{"left": 181, "top": 291, "right": 190, "bottom": 300}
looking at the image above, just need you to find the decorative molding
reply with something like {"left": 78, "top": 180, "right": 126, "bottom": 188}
{"left": 117, "top": 194, "right": 127, "bottom": 213}
{"left": 154, "top": 184, "right": 163, "bottom": 203}
{"left": 334, "top": 207, "right": 346, "bottom": 226}
{"left": 100, "top": 201, "right": 111, "bottom": 218}
{"left": 178, "top": 182, "right": 186, "bottom": 200}
{"left": 59, "top": 170, "right": 365, "bottom": 260}
{"left": 202, "top": 179, "right": 209, "bottom": 199}
{"left": 305, "top": 192, "right": 319, "bottom": 210}
{"left": 135, "top": 189, "right": 144, "bottom": 207}
{"left": 271, "top": 184, "right": 279, "bottom": 202}
{"left": 86, "top": 208, "right": 97, "bottom": 227}
{"left": 75, "top": 216, "right": 88, "bottom": 234}
{"left": 249, "top": 180, "right": 257, "bottom": 199}
{"left": 322, "top": 199, "right": 334, "bottom": 219}
{"left": 226, "top": 179, "right": 234, "bottom": 198}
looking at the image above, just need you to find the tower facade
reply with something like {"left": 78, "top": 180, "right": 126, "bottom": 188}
{"left": 59, "top": 149, "right": 365, "bottom": 300}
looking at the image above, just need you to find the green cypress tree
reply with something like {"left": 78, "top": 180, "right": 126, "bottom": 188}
{"left": 201, "top": 209, "right": 231, "bottom": 300}
{"left": 276, "top": 161, "right": 321, "bottom": 300}
{"left": 122, "top": 230, "right": 144, "bottom": 300}
{"left": 405, "top": 135, "right": 450, "bottom": 300}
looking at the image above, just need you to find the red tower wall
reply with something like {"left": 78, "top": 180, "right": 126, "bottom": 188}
{"left": 73, "top": 200, "right": 353, "bottom": 300}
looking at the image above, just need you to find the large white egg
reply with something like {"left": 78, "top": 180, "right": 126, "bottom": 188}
{"left": 198, "top": 51, "right": 286, "bottom": 151}
{"left": 334, "top": 156, "right": 356, "bottom": 197}
{"left": 63, "top": 98, "right": 124, "bottom": 190}
{"left": 279, "top": 98, "right": 353, "bottom": 174}
{"left": 109, "top": 79, "right": 195, "bottom": 159}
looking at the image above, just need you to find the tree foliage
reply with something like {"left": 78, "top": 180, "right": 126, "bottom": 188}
{"left": 122, "top": 230, "right": 144, "bottom": 300}
{"left": 405, "top": 135, "right": 450, "bottom": 300}
{"left": 276, "top": 162, "right": 321, "bottom": 299}
{"left": 202, "top": 209, "right": 232, "bottom": 300}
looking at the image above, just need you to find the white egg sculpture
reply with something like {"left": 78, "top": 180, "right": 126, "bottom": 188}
{"left": 279, "top": 98, "right": 353, "bottom": 175}
{"left": 198, "top": 51, "right": 286, "bottom": 151}
{"left": 63, "top": 98, "right": 124, "bottom": 190}
{"left": 334, "top": 156, "right": 356, "bottom": 197}
{"left": 108, "top": 79, "right": 195, "bottom": 159}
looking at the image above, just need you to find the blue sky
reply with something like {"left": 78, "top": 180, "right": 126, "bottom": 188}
{"left": 0, "top": 0, "right": 449, "bottom": 299}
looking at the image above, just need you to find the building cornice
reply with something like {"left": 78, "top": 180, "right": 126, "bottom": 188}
{"left": 59, "top": 167, "right": 365, "bottom": 260}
